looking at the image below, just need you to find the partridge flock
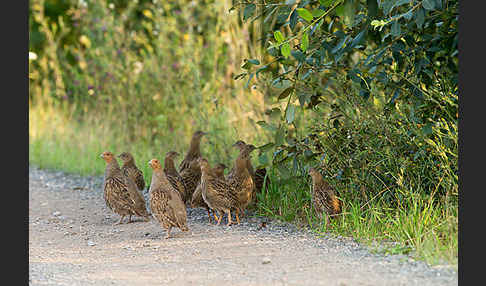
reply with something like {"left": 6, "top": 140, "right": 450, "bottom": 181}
{"left": 100, "top": 130, "right": 342, "bottom": 238}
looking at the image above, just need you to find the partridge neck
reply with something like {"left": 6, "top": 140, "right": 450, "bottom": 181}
{"left": 164, "top": 157, "right": 177, "bottom": 172}
{"left": 150, "top": 168, "right": 166, "bottom": 189}
{"left": 105, "top": 159, "right": 121, "bottom": 178}
{"left": 187, "top": 139, "right": 201, "bottom": 158}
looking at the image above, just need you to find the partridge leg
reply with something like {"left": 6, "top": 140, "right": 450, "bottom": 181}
{"left": 127, "top": 215, "right": 133, "bottom": 223}
{"left": 226, "top": 209, "right": 233, "bottom": 226}
{"left": 165, "top": 227, "right": 172, "bottom": 239}
{"left": 235, "top": 209, "right": 240, "bottom": 225}
{"left": 206, "top": 207, "right": 213, "bottom": 223}
{"left": 216, "top": 211, "right": 223, "bottom": 225}
{"left": 115, "top": 215, "right": 125, "bottom": 225}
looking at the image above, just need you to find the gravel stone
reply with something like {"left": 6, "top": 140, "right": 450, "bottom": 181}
{"left": 29, "top": 166, "right": 458, "bottom": 286}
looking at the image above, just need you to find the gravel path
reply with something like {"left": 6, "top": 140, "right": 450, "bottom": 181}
{"left": 29, "top": 166, "right": 457, "bottom": 286}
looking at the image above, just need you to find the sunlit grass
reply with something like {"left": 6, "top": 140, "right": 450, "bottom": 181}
{"left": 254, "top": 175, "right": 457, "bottom": 267}
{"left": 29, "top": 99, "right": 268, "bottom": 183}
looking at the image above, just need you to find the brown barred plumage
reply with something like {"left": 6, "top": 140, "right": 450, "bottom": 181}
{"left": 226, "top": 140, "right": 254, "bottom": 182}
{"left": 100, "top": 151, "right": 150, "bottom": 224}
{"left": 148, "top": 158, "right": 189, "bottom": 239}
{"left": 227, "top": 144, "right": 256, "bottom": 222}
{"left": 308, "top": 167, "right": 342, "bottom": 224}
{"left": 163, "top": 151, "right": 186, "bottom": 202}
{"left": 178, "top": 130, "right": 206, "bottom": 172}
{"left": 191, "top": 163, "right": 227, "bottom": 222}
{"left": 198, "top": 158, "right": 239, "bottom": 226}
{"left": 118, "top": 152, "right": 146, "bottom": 192}
{"left": 253, "top": 167, "right": 270, "bottom": 203}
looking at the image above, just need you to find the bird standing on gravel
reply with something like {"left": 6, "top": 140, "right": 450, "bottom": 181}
{"left": 148, "top": 158, "right": 189, "bottom": 239}
{"left": 163, "top": 151, "right": 186, "bottom": 202}
{"left": 308, "top": 167, "right": 342, "bottom": 224}
{"left": 227, "top": 144, "right": 256, "bottom": 223}
{"left": 118, "top": 152, "right": 146, "bottom": 192}
{"left": 191, "top": 163, "right": 227, "bottom": 222}
{"left": 227, "top": 140, "right": 269, "bottom": 206}
{"left": 198, "top": 158, "right": 239, "bottom": 226}
{"left": 178, "top": 131, "right": 206, "bottom": 173}
{"left": 100, "top": 151, "right": 150, "bottom": 224}
{"left": 227, "top": 140, "right": 254, "bottom": 181}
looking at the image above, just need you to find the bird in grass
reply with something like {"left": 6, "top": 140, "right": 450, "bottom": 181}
{"left": 308, "top": 167, "right": 342, "bottom": 225}
{"left": 198, "top": 158, "right": 239, "bottom": 226}
{"left": 118, "top": 152, "right": 146, "bottom": 192}
{"left": 100, "top": 151, "right": 150, "bottom": 224}
{"left": 227, "top": 144, "right": 257, "bottom": 223}
{"left": 163, "top": 151, "right": 186, "bottom": 201}
{"left": 148, "top": 158, "right": 189, "bottom": 239}
{"left": 178, "top": 130, "right": 206, "bottom": 172}
{"left": 191, "top": 163, "right": 227, "bottom": 223}
{"left": 253, "top": 167, "right": 270, "bottom": 204}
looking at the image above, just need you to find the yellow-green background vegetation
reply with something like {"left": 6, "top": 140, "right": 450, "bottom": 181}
{"left": 29, "top": 0, "right": 457, "bottom": 267}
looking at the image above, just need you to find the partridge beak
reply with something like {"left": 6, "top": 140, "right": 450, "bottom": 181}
{"left": 99, "top": 153, "right": 104, "bottom": 158}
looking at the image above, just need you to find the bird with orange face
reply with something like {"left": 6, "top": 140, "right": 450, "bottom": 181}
{"left": 148, "top": 158, "right": 189, "bottom": 239}
{"left": 100, "top": 151, "right": 150, "bottom": 224}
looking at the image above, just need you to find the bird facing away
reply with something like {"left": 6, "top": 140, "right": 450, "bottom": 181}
{"left": 148, "top": 158, "right": 189, "bottom": 239}
{"left": 180, "top": 159, "right": 202, "bottom": 204}
{"left": 163, "top": 151, "right": 186, "bottom": 202}
{"left": 253, "top": 167, "right": 270, "bottom": 203}
{"left": 308, "top": 167, "right": 342, "bottom": 224}
{"left": 178, "top": 130, "right": 206, "bottom": 173}
{"left": 227, "top": 144, "right": 257, "bottom": 223}
{"left": 198, "top": 158, "right": 239, "bottom": 226}
{"left": 118, "top": 152, "right": 146, "bottom": 192}
{"left": 191, "top": 163, "right": 227, "bottom": 223}
{"left": 100, "top": 151, "right": 150, "bottom": 224}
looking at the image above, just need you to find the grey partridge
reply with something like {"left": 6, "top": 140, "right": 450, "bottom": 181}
{"left": 198, "top": 158, "right": 239, "bottom": 226}
{"left": 118, "top": 152, "right": 146, "bottom": 192}
{"left": 308, "top": 167, "right": 342, "bottom": 224}
{"left": 163, "top": 151, "right": 186, "bottom": 202}
{"left": 148, "top": 158, "right": 189, "bottom": 239}
{"left": 191, "top": 163, "right": 227, "bottom": 222}
{"left": 100, "top": 151, "right": 150, "bottom": 224}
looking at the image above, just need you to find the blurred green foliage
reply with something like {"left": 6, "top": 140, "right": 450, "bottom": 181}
{"left": 29, "top": 0, "right": 270, "bottom": 155}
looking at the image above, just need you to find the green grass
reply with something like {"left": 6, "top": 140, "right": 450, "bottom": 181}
{"left": 252, "top": 170, "right": 457, "bottom": 268}
{"left": 29, "top": 101, "right": 266, "bottom": 182}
